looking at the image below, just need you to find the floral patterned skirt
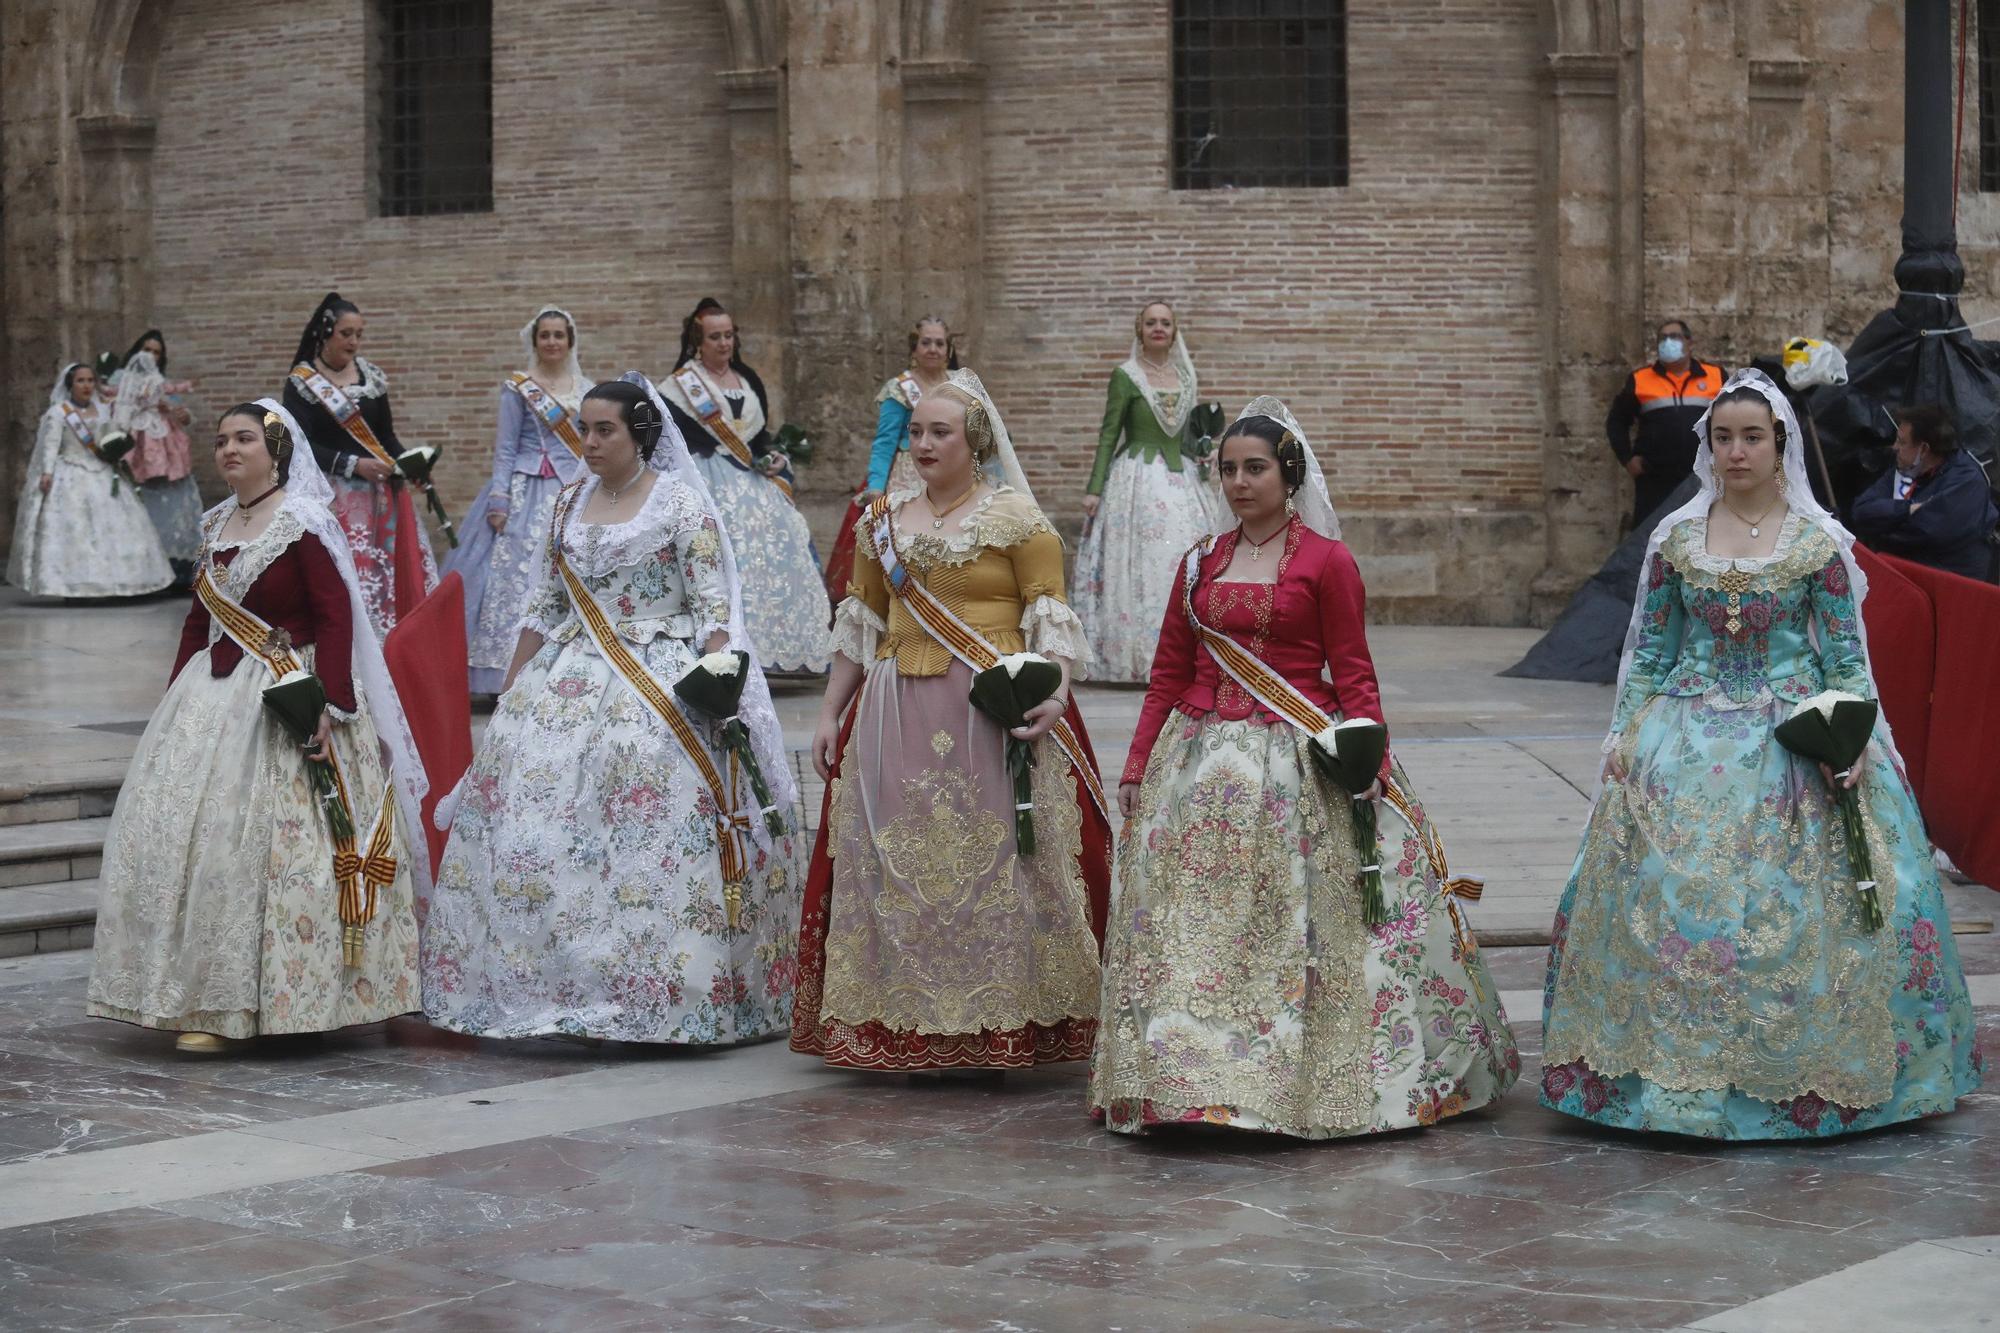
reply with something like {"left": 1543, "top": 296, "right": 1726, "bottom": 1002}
{"left": 792, "top": 663, "right": 1103, "bottom": 1070}
{"left": 1541, "top": 695, "right": 1982, "bottom": 1139}
{"left": 422, "top": 630, "right": 804, "bottom": 1044}
{"left": 1090, "top": 716, "right": 1520, "bottom": 1138}
{"left": 443, "top": 472, "right": 564, "bottom": 693}
{"left": 6, "top": 455, "right": 173, "bottom": 599}
{"left": 86, "top": 646, "right": 421, "bottom": 1038}
{"left": 135, "top": 473, "right": 204, "bottom": 569}
{"left": 1071, "top": 453, "right": 1223, "bottom": 683}
{"left": 330, "top": 477, "right": 437, "bottom": 641}
{"left": 694, "top": 455, "right": 830, "bottom": 673}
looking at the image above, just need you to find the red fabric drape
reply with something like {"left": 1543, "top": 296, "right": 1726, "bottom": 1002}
{"left": 1877, "top": 553, "right": 2000, "bottom": 891}
{"left": 382, "top": 572, "right": 473, "bottom": 884}
{"left": 821, "top": 495, "right": 866, "bottom": 610}
{"left": 391, "top": 486, "right": 430, "bottom": 623}
{"left": 1854, "top": 546, "right": 1935, "bottom": 803}
{"left": 790, "top": 692, "right": 1112, "bottom": 1069}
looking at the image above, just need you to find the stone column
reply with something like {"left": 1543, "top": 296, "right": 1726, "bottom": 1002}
{"left": 1532, "top": 0, "right": 1644, "bottom": 621}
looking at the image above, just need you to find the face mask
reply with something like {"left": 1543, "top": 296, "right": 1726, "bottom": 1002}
{"left": 1659, "top": 337, "right": 1686, "bottom": 363}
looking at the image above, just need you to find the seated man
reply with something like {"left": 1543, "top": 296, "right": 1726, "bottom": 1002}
{"left": 1850, "top": 404, "right": 1998, "bottom": 582}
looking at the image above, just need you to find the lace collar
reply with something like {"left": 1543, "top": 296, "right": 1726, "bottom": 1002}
{"left": 202, "top": 505, "right": 306, "bottom": 599}
{"left": 882, "top": 485, "right": 1053, "bottom": 568}
{"left": 559, "top": 471, "right": 710, "bottom": 577}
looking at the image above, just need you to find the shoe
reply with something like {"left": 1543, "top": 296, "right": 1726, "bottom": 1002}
{"left": 174, "top": 1032, "right": 231, "bottom": 1053}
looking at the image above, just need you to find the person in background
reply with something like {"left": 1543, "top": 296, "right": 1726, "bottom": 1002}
{"left": 1849, "top": 405, "right": 1997, "bottom": 582}
{"left": 1605, "top": 318, "right": 1726, "bottom": 528}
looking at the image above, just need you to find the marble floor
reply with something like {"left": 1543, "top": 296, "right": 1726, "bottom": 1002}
{"left": 1, "top": 588, "right": 1996, "bottom": 1330}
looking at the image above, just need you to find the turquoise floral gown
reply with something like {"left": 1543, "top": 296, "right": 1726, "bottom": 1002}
{"left": 1541, "top": 512, "right": 1981, "bottom": 1139}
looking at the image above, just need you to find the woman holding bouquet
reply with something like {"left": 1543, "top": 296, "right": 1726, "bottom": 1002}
{"left": 792, "top": 369, "right": 1112, "bottom": 1072}
{"left": 422, "top": 375, "right": 804, "bottom": 1045}
{"left": 108, "top": 330, "right": 204, "bottom": 586}
{"left": 6, "top": 362, "right": 173, "bottom": 599}
{"left": 821, "top": 316, "right": 963, "bottom": 603}
{"left": 86, "top": 401, "right": 427, "bottom": 1051}
{"left": 1541, "top": 369, "right": 1981, "bottom": 1139}
{"left": 661, "top": 297, "right": 829, "bottom": 673}
{"left": 1072, "top": 301, "right": 1224, "bottom": 682}
{"left": 442, "top": 305, "right": 593, "bottom": 694}
{"left": 1089, "top": 399, "right": 1518, "bottom": 1139}
{"left": 282, "top": 292, "right": 437, "bottom": 639}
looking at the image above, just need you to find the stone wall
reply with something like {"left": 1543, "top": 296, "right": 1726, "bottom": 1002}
{"left": 4, "top": 1, "right": 1993, "bottom": 625}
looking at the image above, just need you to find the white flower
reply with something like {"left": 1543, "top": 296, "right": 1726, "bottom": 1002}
{"left": 1313, "top": 716, "right": 1380, "bottom": 754}
{"left": 993, "top": 651, "right": 1052, "bottom": 679}
{"left": 697, "top": 651, "right": 741, "bottom": 677}
{"left": 275, "top": 668, "right": 315, "bottom": 687}
{"left": 1790, "top": 690, "right": 1865, "bottom": 724}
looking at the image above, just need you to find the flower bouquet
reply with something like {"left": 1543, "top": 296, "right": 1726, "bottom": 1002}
{"left": 263, "top": 663, "right": 353, "bottom": 842}
{"left": 1308, "top": 717, "right": 1390, "bottom": 927}
{"left": 391, "top": 446, "right": 458, "bottom": 547}
{"left": 88, "top": 429, "right": 138, "bottom": 496}
{"left": 674, "top": 649, "right": 785, "bottom": 838}
{"left": 968, "top": 652, "right": 1065, "bottom": 855}
{"left": 1774, "top": 690, "right": 1884, "bottom": 931}
{"left": 770, "top": 422, "right": 814, "bottom": 466}
{"left": 1182, "top": 401, "right": 1225, "bottom": 481}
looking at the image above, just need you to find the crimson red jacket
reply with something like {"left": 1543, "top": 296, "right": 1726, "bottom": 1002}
{"left": 1122, "top": 517, "right": 1389, "bottom": 788}
{"left": 171, "top": 532, "right": 356, "bottom": 713}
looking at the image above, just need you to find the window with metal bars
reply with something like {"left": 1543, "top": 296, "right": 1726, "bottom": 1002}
{"left": 1172, "top": 0, "right": 1348, "bottom": 190}
{"left": 1983, "top": 0, "right": 2000, "bottom": 190}
{"left": 373, "top": 0, "right": 493, "bottom": 217}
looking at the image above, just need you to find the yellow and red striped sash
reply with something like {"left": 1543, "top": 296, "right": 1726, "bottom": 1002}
{"left": 549, "top": 484, "right": 758, "bottom": 919}
{"left": 59, "top": 403, "right": 100, "bottom": 451}
{"left": 506, "top": 372, "right": 585, "bottom": 460}
{"left": 1177, "top": 540, "right": 1483, "bottom": 946}
{"left": 868, "top": 500, "right": 1108, "bottom": 820}
{"left": 194, "top": 557, "right": 395, "bottom": 966}
{"left": 289, "top": 366, "right": 398, "bottom": 471}
{"left": 672, "top": 366, "right": 792, "bottom": 500}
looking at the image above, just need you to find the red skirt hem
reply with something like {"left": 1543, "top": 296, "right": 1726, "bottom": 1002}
{"left": 791, "top": 1017, "right": 1096, "bottom": 1071}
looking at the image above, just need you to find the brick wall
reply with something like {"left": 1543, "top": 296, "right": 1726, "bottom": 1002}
{"left": 975, "top": 0, "right": 1551, "bottom": 621}
{"left": 148, "top": 0, "right": 733, "bottom": 500}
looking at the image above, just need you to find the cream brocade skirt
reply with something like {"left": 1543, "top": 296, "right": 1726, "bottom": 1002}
{"left": 1090, "top": 716, "right": 1520, "bottom": 1137}
{"left": 86, "top": 646, "right": 420, "bottom": 1038}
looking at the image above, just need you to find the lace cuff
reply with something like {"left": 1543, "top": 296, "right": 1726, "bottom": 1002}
{"left": 326, "top": 702, "right": 359, "bottom": 725}
{"left": 1022, "top": 596, "right": 1090, "bottom": 676}
{"left": 831, "top": 596, "right": 886, "bottom": 666}
{"left": 694, "top": 594, "right": 731, "bottom": 650}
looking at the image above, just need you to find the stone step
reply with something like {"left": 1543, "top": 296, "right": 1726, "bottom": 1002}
{"left": 0, "top": 817, "right": 111, "bottom": 888}
{"left": 0, "top": 878, "right": 98, "bottom": 957}
{"left": 0, "top": 779, "right": 121, "bottom": 828}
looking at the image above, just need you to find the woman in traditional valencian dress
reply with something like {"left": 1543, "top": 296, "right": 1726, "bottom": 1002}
{"left": 282, "top": 292, "right": 438, "bottom": 639}
{"left": 1541, "top": 370, "right": 1981, "bottom": 1139}
{"left": 443, "top": 306, "right": 592, "bottom": 694}
{"left": 822, "top": 316, "right": 962, "bottom": 604}
{"left": 1091, "top": 399, "right": 1519, "bottom": 1138}
{"left": 1072, "top": 301, "right": 1223, "bottom": 682}
{"left": 7, "top": 362, "right": 173, "bottom": 599}
{"left": 423, "top": 376, "right": 803, "bottom": 1045}
{"left": 792, "top": 370, "right": 1113, "bottom": 1071}
{"left": 108, "top": 330, "right": 204, "bottom": 586}
{"left": 661, "top": 298, "right": 830, "bottom": 673}
{"left": 86, "top": 401, "right": 426, "bottom": 1052}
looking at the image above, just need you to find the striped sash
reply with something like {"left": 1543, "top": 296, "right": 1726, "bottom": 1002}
{"left": 549, "top": 483, "right": 759, "bottom": 922}
{"left": 194, "top": 556, "right": 396, "bottom": 965}
{"left": 289, "top": 366, "right": 397, "bottom": 470}
{"left": 1177, "top": 539, "right": 1483, "bottom": 942}
{"left": 506, "top": 372, "right": 585, "bottom": 459}
{"left": 867, "top": 500, "right": 1108, "bottom": 820}
{"left": 892, "top": 370, "right": 925, "bottom": 407}
{"left": 59, "top": 403, "right": 98, "bottom": 450}
{"left": 672, "top": 366, "right": 792, "bottom": 500}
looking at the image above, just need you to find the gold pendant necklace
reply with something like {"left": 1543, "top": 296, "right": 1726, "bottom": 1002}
{"left": 1238, "top": 520, "right": 1285, "bottom": 562}
{"left": 1722, "top": 494, "right": 1781, "bottom": 539}
{"left": 927, "top": 480, "right": 980, "bottom": 530}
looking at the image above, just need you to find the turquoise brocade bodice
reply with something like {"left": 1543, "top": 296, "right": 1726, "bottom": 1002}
{"left": 1613, "top": 513, "right": 1870, "bottom": 732}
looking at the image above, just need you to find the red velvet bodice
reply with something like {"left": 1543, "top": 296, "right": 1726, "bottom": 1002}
{"left": 170, "top": 531, "right": 356, "bottom": 713}
{"left": 1122, "top": 517, "right": 1387, "bottom": 786}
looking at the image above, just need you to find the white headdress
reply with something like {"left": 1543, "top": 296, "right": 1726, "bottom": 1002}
{"left": 519, "top": 305, "right": 583, "bottom": 388}
{"left": 928, "top": 368, "right": 1042, "bottom": 507}
{"left": 1122, "top": 313, "right": 1199, "bottom": 438}
{"left": 1607, "top": 367, "right": 1897, "bottom": 763}
{"left": 107, "top": 350, "right": 166, "bottom": 435}
{"left": 48, "top": 362, "right": 88, "bottom": 409}
{"left": 625, "top": 372, "right": 799, "bottom": 819}
{"left": 1224, "top": 396, "right": 1341, "bottom": 541}
{"left": 226, "top": 398, "right": 433, "bottom": 895}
